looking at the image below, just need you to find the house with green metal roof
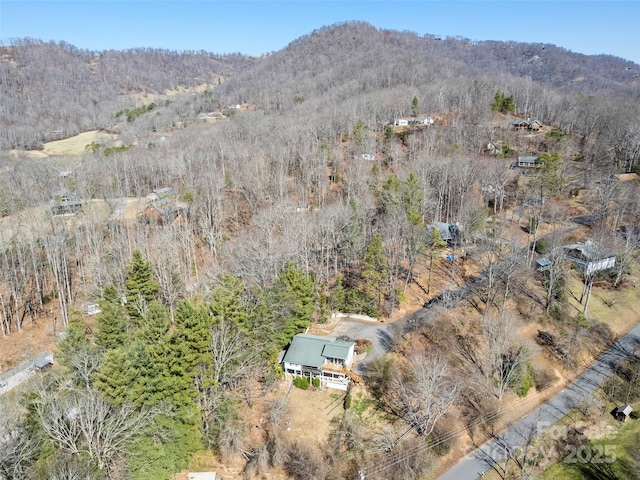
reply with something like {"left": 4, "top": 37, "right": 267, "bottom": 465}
{"left": 282, "top": 334, "right": 356, "bottom": 391}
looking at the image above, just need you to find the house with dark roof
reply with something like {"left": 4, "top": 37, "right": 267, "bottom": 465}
{"left": 34, "top": 358, "right": 54, "bottom": 371}
{"left": 428, "top": 222, "right": 462, "bottom": 246}
{"left": 141, "top": 196, "right": 186, "bottom": 224}
{"left": 513, "top": 119, "right": 529, "bottom": 130}
{"left": 513, "top": 119, "right": 543, "bottom": 131}
{"left": 140, "top": 187, "right": 187, "bottom": 225}
{"left": 614, "top": 405, "right": 633, "bottom": 422}
{"left": 50, "top": 188, "right": 82, "bottom": 215}
{"left": 282, "top": 334, "right": 357, "bottom": 391}
{"left": 564, "top": 239, "right": 615, "bottom": 276}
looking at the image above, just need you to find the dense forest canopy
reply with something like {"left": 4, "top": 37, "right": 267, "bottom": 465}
{"left": 1, "top": 21, "right": 640, "bottom": 480}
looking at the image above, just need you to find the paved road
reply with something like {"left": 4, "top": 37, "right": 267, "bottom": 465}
{"left": 0, "top": 352, "right": 54, "bottom": 396}
{"left": 438, "top": 322, "right": 640, "bottom": 480}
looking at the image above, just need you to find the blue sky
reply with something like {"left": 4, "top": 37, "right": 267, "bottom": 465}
{"left": 1, "top": 1, "right": 639, "bottom": 63}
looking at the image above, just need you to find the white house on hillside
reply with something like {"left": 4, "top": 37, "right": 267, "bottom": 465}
{"left": 282, "top": 334, "right": 357, "bottom": 391}
{"left": 564, "top": 239, "right": 615, "bottom": 276}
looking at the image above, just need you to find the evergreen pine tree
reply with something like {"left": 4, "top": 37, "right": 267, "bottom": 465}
{"left": 403, "top": 172, "right": 424, "bottom": 225}
{"left": 138, "top": 301, "right": 170, "bottom": 345}
{"left": 125, "top": 250, "right": 159, "bottom": 322}
{"left": 378, "top": 172, "right": 402, "bottom": 215}
{"left": 208, "top": 275, "right": 248, "bottom": 331}
{"left": 271, "top": 262, "right": 315, "bottom": 346}
{"left": 95, "top": 347, "right": 140, "bottom": 406}
{"left": 411, "top": 95, "right": 419, "bottom": 116}
{"left": 164, "top": 300, "right": 213, "bottom": 406}
{"left": 360, "top": 233, "right": 388, "bottom": 316}
{"left": 95, "top": 285, "right": 127, "bottom": 350}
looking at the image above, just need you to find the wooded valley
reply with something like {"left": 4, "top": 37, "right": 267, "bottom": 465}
{"left": 1, "top": 22, "right": 640, "bottom": 480}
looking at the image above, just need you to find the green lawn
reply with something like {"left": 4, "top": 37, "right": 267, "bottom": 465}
{"left": 537, "top": 416, "right": 640, "bottom": 480}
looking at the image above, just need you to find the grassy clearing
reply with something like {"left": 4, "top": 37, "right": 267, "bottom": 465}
{"left": 537, "top": 416, "right": 640, "bottom": 480}
{"left": 350, "top": 391, "right": 376, "bottom": 417}
{"left": 563, "top": 266, "right": 640, "bottom": 336}
{"left": 42, "top": 130, "right": 118, "bottom": 156}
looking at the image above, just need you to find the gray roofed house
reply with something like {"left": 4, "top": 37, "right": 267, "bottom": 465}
{"left": 615, "top": 405, "right": 633, "bottom": 422}
{"left": 282, "top": 334, "right": 356, "bottom": 391}
{"left": 517, "top": 156, "right": 539, "bottom": 168}
{"left": 35, "top": 358, "right": 54, "bottom": 371}
{"left": 513, "top": 119, "right": 543, "bottom": 131}
{"left": 51, "top": 188, "right": 82, "bottom": 215}
{"left": 141, "top": 193, "right": 187, "bottom": 225}
{"left": 428, "top": 222, "right": 462, "bottom": 246}
{"left": 536, "top": 257, "right": 552, "bottom": 272}
{"left": 564, "top": 239, "right": 615, "bottom": 276}
{"left": 146, "top": 187, "right": 173, "bottom": 202}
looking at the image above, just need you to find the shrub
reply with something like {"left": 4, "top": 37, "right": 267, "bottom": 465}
{"left": 533, "top": 367, "right": 557, "bottom": 391}
{"left": 575, "top": 312, "right": 589, "bottom": 328}
{"left": 311, "top": 377, "right": 320, "bottom": 388}
{"left": 512, "top": 363, "right": 535, "bottom": 397}
{"left": 545, "top": 129, "right": 566, "bottom": 140}
{"left": 293, "top": 376, "right": 309, "bottom": 390}
{"left": 535, "top": 238, "right": 550, "bottom": 254}
{"left": 344, "top": 392, "right": 352, "bottom": 410}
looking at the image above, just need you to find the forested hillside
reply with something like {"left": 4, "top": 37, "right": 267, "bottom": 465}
{"left": 1, "top": 21, "right": 640, "bottom": 480}
{"left": 0, "top": 38, "right": 256, "bottom": 149}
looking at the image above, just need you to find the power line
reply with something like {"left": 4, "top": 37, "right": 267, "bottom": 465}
{"left": 359, "top": 377, "right": 572, "bottom": 478}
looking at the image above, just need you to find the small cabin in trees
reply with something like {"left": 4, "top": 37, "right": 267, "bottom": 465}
{"left": 146, "top": 187, "right": 173, "bottom": 202}
{"left": 564, "top": 239, "right": 615, "bottom": 276}
{"left": 513, "top": 119, "right": 529, "bottom": 130}
{"left": 391, "top": 118, "right": 409, "bottom": 126}
{"left": 513, "top": 119, "right": 543, "bottom": 131}
{"left": 408, "top": 116, "right": 435, "bottom": 126}
{"left": 34, "top": 358, "right": 54, "bottom": 372}
{"left": 614, "top": 405, "right": 633, "bottom": 422}
{"left": 536, "top": 257, "right": 552, "bottom": 272}
{"left": 528, "top": 119, "right": 542, "bottom": 131}
{"left": 84, "top": 302, "right": 102, "bottom": 316}
{"left": 282, "top": 334, "right": 357, "bottom": 391}
{"left": 141, "top": 197, "right": 186, "bottom": 225}
{"left": 428, "top": 222, "right": 462, "bottom": 246}
{"left": 362, "top": 153, "right": 375, "bottom": 161}
{"left": 141, "top": 187, "right": 187, "bottom": 225}
{"left": 517, "top": 156, "right": 539, "bottom": 168}
{"left": 187, "top": 473, "right": 218, "bottom": 480}
{"left": 50, "top": 188, "right": 82, "bottom": 215}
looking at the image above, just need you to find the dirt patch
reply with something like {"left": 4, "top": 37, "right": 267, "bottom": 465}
{"left": 283, "top": 384, "right": 345, "bottom": 447}
{"left": 0, "top": 310, "right": 58, "bottom": 372}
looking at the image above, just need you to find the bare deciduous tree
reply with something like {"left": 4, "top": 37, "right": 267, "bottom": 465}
{"left": 389, "top": 351, "right": 462, "bottom": 437}
{"left": 210, "top": 320, "right": 259, "bottom": 390}
{"left": 0, "top": 399, "right": 38, "bottom": 480}
{"left": 481, "top": 313, "right": 529, "bottom": 400}
{"left": 35, "top": 380, "right": 156, "bottom": 474}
